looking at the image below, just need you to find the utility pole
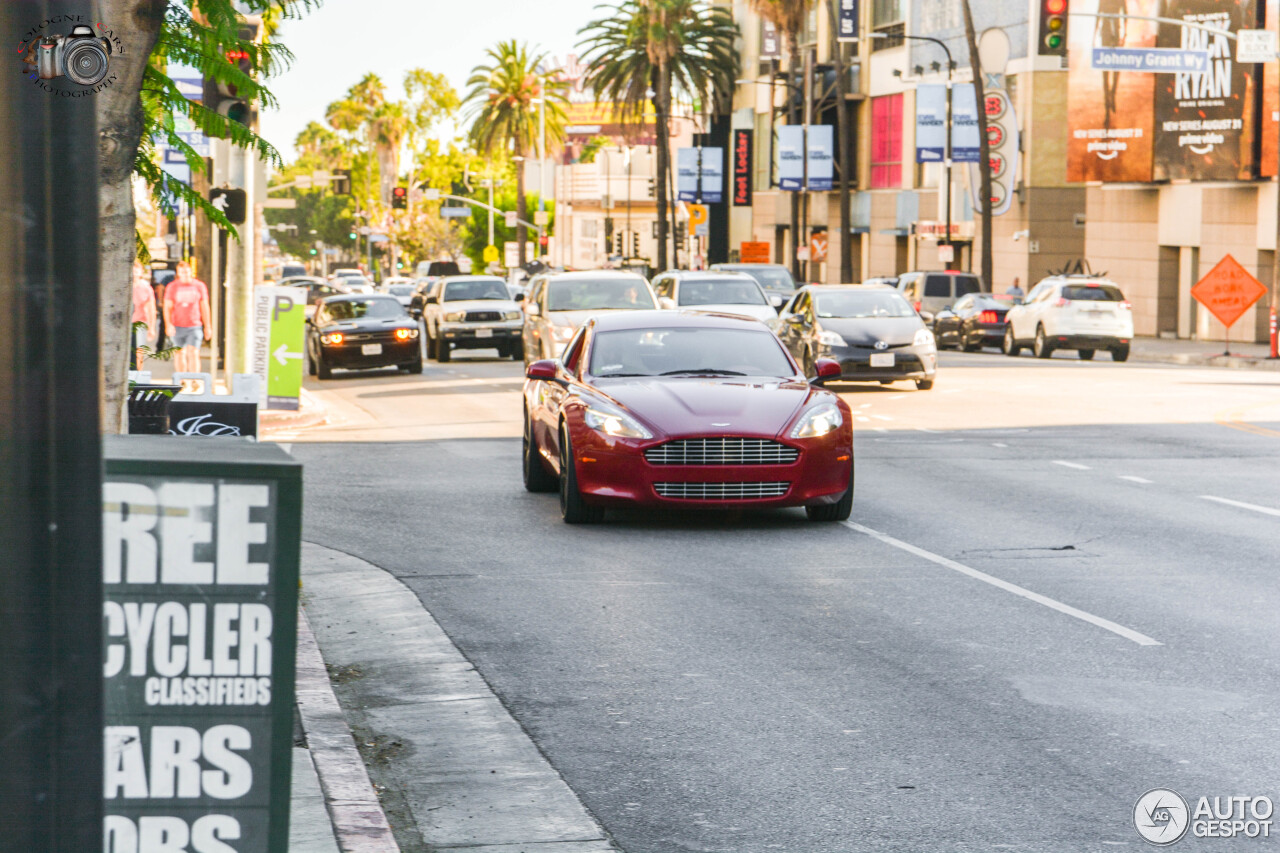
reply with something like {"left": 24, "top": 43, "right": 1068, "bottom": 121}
{"left": 961, "top": 0, "right": 993, "bottom": 286}
{"left": 0, "top": 0, "right": 104, "bottom": 847}
{"left": 827, "top": 0, "right": 854, "bottom": 284}
{"left": 802, "top": 46, "right": 814, "bottom": 282}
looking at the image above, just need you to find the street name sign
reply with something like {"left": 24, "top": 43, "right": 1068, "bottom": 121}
{"left": 1191, "top": 254, "right": 1267, "bottom": 329}
{"left": 1091, "top": 48, "right": 1212, "bottom": 72}
{"left": 440, "top": 207, "right": 470, "bottom": 219}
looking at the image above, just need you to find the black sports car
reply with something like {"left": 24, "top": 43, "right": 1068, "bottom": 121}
{"left": 307, "top": 294, "right": 422, "bottom": 379}
{"left": 932, "top": 293, "right": 1012, "bottom": 351}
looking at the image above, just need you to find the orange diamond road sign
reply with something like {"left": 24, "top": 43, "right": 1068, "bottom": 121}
{"left": 1191, "top": 254, "right": 1268, "bottom": 329}
{"left": 810, "top": 231, "right": 829, "bottom": 263}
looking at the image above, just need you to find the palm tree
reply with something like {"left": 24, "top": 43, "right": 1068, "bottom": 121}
{"left": 326, "top": 74, "right": 387, "bottom": 209}
{"left": 578, "top": 0, "right": 738, "bottom": 271}
{"left": 749, "top": 0, "right": 813, "bottom": 278}
{"left": 464, "top": 41, "right": 568, "bottom": 266}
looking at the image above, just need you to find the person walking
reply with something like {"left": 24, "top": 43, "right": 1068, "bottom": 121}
{"left": 163, "top": 260, "right": 210, "bottom": 387}
{"left": 1006, "top": 276, "right": 1024, "bottom": 300}
{"left": 131, "top": 260, "right": 157, "bottom": 369}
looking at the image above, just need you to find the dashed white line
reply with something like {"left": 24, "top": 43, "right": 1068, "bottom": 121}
{"left": 872, "top": 427, "right": 888, "bottom": 433}
{"left": 992, "top": 442, "right": 1008, "bottom": 448}
{"left": 1052, "top": 461, "right": 1091, "bottom": 470}
{"left": 856, "top": 416, "right": 871, "bottom": 422}
{"left": 1118, "top": 476, "right": 1152, "bottom": 484}
{"left": 859, "top": 403, "right": 873, "bottom": 409}
{"left": 872, "top": 414, "right": 894, "bottom": 421}
{"left": 1200, "top": 495, "right": 1280, "bottom": 518}
{"left": 841, "top": 522, "right": 1161, "bottom": 646}
{"left": 914, "top": 427, "right": 941, "bottom": 434}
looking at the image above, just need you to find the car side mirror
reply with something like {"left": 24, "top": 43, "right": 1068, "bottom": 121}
{"left": 525, "top": 302, "right": 540, "bottom": 316}
{"left": 526, "top": 359, "right": 567, "bottom": 387}
{"left": 658, "top": 297, "right": 675, "bottom": 310}
{"left": 515, "top": 292, "right": 526, "bottom": 302}
{"left": 809, "top": 357, "right": 842, "bottom": 386}
{"left": 919, "top": 311, "right": 935, "bottom": 324}
{"left": 770, "top": 295, "right": 783, "bottom": 307}
{"left": 425, "top": 295, "right": 438, "bottom": 304}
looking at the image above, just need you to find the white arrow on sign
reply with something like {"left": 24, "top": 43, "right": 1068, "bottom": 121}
{"left": 273, "top": 344, "right": 303, "bottom": 366}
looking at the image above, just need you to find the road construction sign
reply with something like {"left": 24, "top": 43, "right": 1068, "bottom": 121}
{"left": 1191, "top": 254, "right": 1267, "bottom": 329}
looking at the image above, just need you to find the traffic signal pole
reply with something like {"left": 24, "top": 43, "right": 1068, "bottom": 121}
{"left": 0, "top": 0, "right": 104, "bottom": 846}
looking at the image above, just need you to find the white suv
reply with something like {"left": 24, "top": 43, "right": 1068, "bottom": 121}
{"left": 1003, "top": 276, "right": 1133, "bottom": 361}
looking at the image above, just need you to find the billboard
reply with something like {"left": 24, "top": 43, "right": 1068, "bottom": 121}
{"left": 1152, "top": 0, "right": 1257, "bottom": 181}
{"left": 1067, "top": 0, "right": 1159, "bottom": 182}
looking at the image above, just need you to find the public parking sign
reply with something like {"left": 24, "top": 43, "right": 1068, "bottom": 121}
{"left": 251, "top": 287, "right": 305, "bottom": 411}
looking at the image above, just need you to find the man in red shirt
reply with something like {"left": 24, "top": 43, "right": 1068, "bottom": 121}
{"left": 131, "top": 261, "right": 157, "bottom": 368}
{"left": 163, "top": 261, "right": 211, "bottom": 380}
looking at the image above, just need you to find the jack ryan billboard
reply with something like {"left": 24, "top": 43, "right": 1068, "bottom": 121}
{"left": 1067, "top": 0, "right": 1258, "bottom": 183}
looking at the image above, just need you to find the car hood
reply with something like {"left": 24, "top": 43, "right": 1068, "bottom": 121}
{"left": 678, "top": 304, "right": 777, "bottom": 323}
{"left": 440, "top": 298, "right": 519, "bottom": 313}
{"left": 818, "top": 316, "right": 923, "bottom": 346}
{"left": 592, "top": 376, "right": 817, "bottom": 439}
{"left": 546, "top": 307, "right": 652, "bottom": 327}
{"left": 316, "top": 316, "right": 417, "bottom": 333}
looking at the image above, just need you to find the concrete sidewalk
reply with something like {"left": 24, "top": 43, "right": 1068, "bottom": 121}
{"left": 1130, "top": 335, "right": 1279, "bottom": 370}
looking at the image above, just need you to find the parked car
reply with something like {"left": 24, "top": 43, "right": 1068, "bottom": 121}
{"left": 521, "top": 270, "right": 658, "bottom": 364}
{"left": 650, "top": 270, "right": 780, "bottom": 322}
{"left": 331, "top": 270, "right": 375, "bottom": 294}
{"left": 384, "top": 282, "right": 417, "bottom": 310}
{"left": 421, "top": 275, "right": 523, "bottom": 362}
{"left": 776, "top": 285, "right": 938, "bottom": 390}
{"left": 709, "top": 263, "right": 798, "bottom": 308}
{"left": 381, "top": 276, "right": 414, "bottom": 292}
{"left": 1003, "top": 276, "right": 1133, "bottom": 361}
{"left": 862, "top": 276, "right": 899, "bottom": 289}
{"left": 522, "top": 310, "right": 853, "bottom": 523}
{"left": 895, "top": 270, "right": 984, "bottom": 318}
{"left": 306, "top": 294, "right": 422, "bottom": 379}
{"left": 932, "top": 293, "right": 1013, "bottom": 351}
{"left": 279, "top": 263, "right": 308, "bottom": 280}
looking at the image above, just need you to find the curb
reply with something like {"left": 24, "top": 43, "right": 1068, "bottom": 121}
{"left": 296, "top": 606, "right": 401, "bottom": 853}
{"left": 1131, "top": 351, "right": 1280, "bottom": 371}
{"left": 263, "top": 389, "right": 328, "bottom": 433}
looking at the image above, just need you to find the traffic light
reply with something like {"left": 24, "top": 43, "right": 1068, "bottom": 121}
{"left": 209, "top": 187, "right": 246, "bottom": 225}
{"left": 646, "top": 177, "right": 655, "bottom": 198}
{"left": 349, "top": 231, "right": 357, "bottom": 241}
{"left": 396, "top": 261, "right": 404, "bottom": 269}
{"left": 392, "top": 186, "right": 407, "bottom": 209}
{"left": 1038, "top": 0, "right": 1067, "bottom": 56}
{"left": 539, "top": 232, "right": 549, "bottom": 251}
{"left": 333, "top": 168, "right": 351, "bottom": 195}
{"left": 201, "top": 23, "right": 258, "bottom": 127}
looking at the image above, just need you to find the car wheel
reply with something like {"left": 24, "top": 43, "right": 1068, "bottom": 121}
{"left": 317, "top": 350, "right": 333, "bottom": 380}
{"left": 559, "top": 425, "right": 603, "bottom": 524}
{"left": 962, "top": 332, "right": 981, "bottom": 352}
{"left": 307, "top": 342, "right": 317, "bottom": 376}
{"left": 1033, "top": 325, "right": 1053, "bottom": 359}
{"left": 437, "top": 340, "right": 451, "bottom": 363}
{"left": 511, "top": 341, "right": 523, "bottom": 361}
{"left": 806, "top": 459, "right": 854, "bottom": 522}
{"left": 879, "top": 380, "right": 894, "bottom": 385}
{"left": 1002, "top": 326, "right": 1022, "bottom": 357}
{"left": 915, "top": 378, "right": 934, "bottom": 391}
{"left": 523, "top": 408, "right": 558, "bottom": 493}
{"left": 405, "top": 355, "right": 424, "bottom": 374}
{"left": 1111, "top": 344, "right": 1130, "bottom": 362}
{"left": 1078, "top": 348, "right": 1095, "bottom": 361}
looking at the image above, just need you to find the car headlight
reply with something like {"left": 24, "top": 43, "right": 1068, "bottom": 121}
{"left": 553, "top": 324, "right": 576, "bottom": 342}
{"left": 320, "top": 332, "right": 344, "bottom": 345}
{"left": 913, "top": 328, "right": 935, "bottom": 348}
{"left": 582, "top": 402, "right": 653, "bottom": 439}
{"left": 444, "top": 311, "right": 467, "bottom": 323}
{"left": 394, "top": 327, "right": 419, "bottom": 340}
{"left": 504, "top": 310, "right": 522, "bottom": 321}
{"left": 789, "top": 401, "right": 843, "bottom": 439}
{"left": 818, "top": 329, "right": 846, "bottom": 347}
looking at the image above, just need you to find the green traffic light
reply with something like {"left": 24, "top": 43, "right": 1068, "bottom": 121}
{"left": 396, "top": 262, "right": 403, "bottom": 269}
{"left": 349, "top": 232, "right": 357, "bottom": 240}
{"left": 310, "top": 249, "right": 317, "bottom": 255}
{"left": 1046, "top": 33, "right": 1063, "bottom": 49}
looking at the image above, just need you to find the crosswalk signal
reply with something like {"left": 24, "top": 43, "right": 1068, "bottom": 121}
{"left": 392, "top": 186, "right": 407, "bottom": 210}
{"left": 1038, "top": 0, "right": 1067, "bottom": 56}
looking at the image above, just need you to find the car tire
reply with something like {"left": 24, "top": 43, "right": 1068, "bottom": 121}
{"left": 317, "top": 350, "right": 333, "bottom": 380}
{"left": 1002, "top": 327, "right": 1022, "bottom": 357}
{"left": 879, "top": 380, "right": 894, "bottom": 385}
{"left": 1078, "top": 348, "right": 1095, "bottom": 361}
{"left": 523, "top": 408, "right": 558, "bottom": 493}
{"left": 962, "top": 332, "right": 981, "bottom": 352}
{"left": 511, "top": 341, "right": 523, "bottom": 361}
{"left": 559, "top": 426, "right": 603, "bottom": 524}
{"left": 1111, "top": 344, "right": 1130, "bottom": 362}
{"left": 806, "top": 459, "right": 854, "bottom": 522}
{"left": 437, "top": 340, "right": 451, "bottom": 363}
{"left": 405, "top": 355, "right": 424, "bottom": 374}
{"left": 1033, "top": 326, "right": 1054, "bottom": 359}
{"left": 915, "top": 379, "right": 934, "bottom": 391}
{"left": 307, "top": 342, "right": 317, "bottom": 376}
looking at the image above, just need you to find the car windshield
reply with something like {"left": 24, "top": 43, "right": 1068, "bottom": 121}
{"left": 443, "top": 279, "right": 509, "bottom": 301}
{"left": 1062, "top": 284, "right": 1125, "bottom": 301}
{"left": 387, "top": 284, "right": 415, "bottom": 297}
{"left": 589, "top": 327, "right": 795, "bottom": 378}
{"left": 734, "top": 267, "right": 796, "bottom": 291}
{"left": 815, "top": 291, "right": 917, "bottom": 318}
{"left": 677, "top": 279, "right": 767, "bottom": 306}
{"left": 547, "top": 278, "right": 654, "bottom": 311}
{"left": 324, "top": 298, "right": 405, "bottom": 321}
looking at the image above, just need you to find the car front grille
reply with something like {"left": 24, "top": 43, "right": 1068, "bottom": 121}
{"left": 654, "top": 481, "right": 790, "bottom": 500}
{"left": 345, "top": 331, "right": 399, "bottom": 342}
{"left": 645, "top": 438, "right": 799, "bottom": 466}
{"left": 466, "top": 310, "right": 503, "bottom": 322}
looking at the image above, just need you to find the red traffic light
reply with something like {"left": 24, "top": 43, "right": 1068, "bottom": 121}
{"left": 392, "top": 187, "right": 406, "bottom": 197}
{"left": 1045, "top": 0, "right": 1066, "bottom": 12}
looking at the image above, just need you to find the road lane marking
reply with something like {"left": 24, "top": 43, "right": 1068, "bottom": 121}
{"left": 841, "top": 522, "right": 1161, "bottom": 646}
{"left": 859, "top": 403, "right": 872, "bottom": 408}
{"left": 1119, "top": 476, "right": 1152, "bottom": 484}
{"left": 914, "top": 427, "right": 941, "bottom": 433}
{"left": 1052, "top": 461, "right": 1091, "bottom": 470}
{"left": 1214, "top": 399, "right": 1280, "bottom": 439}
{"left": 856, "top": 416, "right": 871, "bottom": 422}
{"left": 992, "top": 442, "right": 1008, "bottom": 448}
{"left": 872, "top": 414, "right": 893, "bottom": 421}
{"left": 1200, "top": 495, "right": 1280, "bottom": 518}
{"left": 872, "top": 427, "right": 888, "bottom": 433}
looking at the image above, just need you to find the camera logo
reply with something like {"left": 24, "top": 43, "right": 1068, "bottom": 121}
{"left": 1134, "top": 789, "right": 1191, "bottom": 846}
{"left": 18, "top": 15, "right": 121, "bottom": 95}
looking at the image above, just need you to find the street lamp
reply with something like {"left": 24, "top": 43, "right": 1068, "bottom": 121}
{"left": 868, "top": 32, "right": 957, "bottom": 270}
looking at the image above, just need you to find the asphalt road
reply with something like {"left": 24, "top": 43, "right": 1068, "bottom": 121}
{"left": 290, "top": 346, "right": 1280, "bottom": 852}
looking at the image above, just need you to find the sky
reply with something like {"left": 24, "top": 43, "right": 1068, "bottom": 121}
{"left": 259, "top": 0, "right": 606, "bottom": 161}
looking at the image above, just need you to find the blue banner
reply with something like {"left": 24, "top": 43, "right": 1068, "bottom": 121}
{"left": 807, "top": 125, "right": 834, "bottom": 191}
{"left": 951, "top": 83, "right": 980, "bottom": 163}
{"left": 837, "top": 0, "right": 858, "bottom": 41}
{"left": 778, "top": 126, "right": 805, "bottom": 191}
{"left": 915, "top": 84, "right": 946, "bottom": 163}
{"left": 676, "top": 147, "right": 700, "bottom": 201}
{"left": 700, "top": 147, "right": 724, "bottom": 203}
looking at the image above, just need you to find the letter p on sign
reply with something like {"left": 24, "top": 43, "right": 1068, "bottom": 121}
{"left": 272, "top": 295, "right": 295, "bottom": 323}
